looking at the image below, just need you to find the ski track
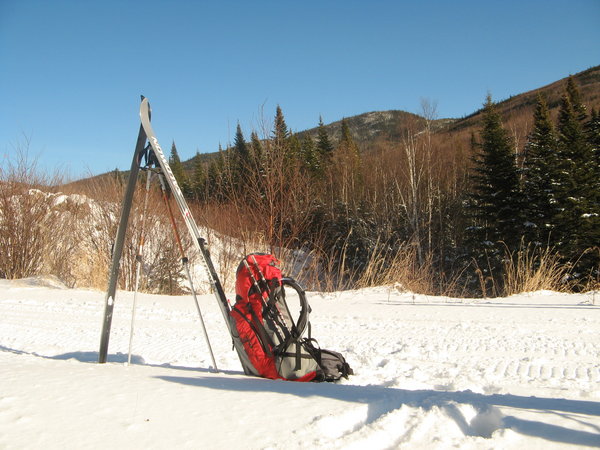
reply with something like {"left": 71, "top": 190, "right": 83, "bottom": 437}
{"left": 1, "top": 281, "right": 600, "bottom": 449}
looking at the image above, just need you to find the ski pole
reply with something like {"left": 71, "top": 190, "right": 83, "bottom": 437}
{"left": 250, "top": 255, "right": 287, "bottom": 317}
{"left": 250, "top": 254, "right": 273, "bottom": 295}
{"left": 158, "top": 173, "right": 218, "bottom": 372}
{"left": 242, "top": 259, "right": 267, "bottom": 301}
{"left": 250, "top": 255, "right": 300, "bottom": 334}
{"left": 242, "top": 258, "right": 281, "bottom": 316}
{"left": 128, "top": 168, "right": 153, "bottom": 365}
{"left": 244, "top": 257, "right": 290, "bottom": 339}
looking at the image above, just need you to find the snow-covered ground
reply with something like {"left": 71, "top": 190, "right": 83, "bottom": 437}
{"left": 1, "top": 278, "right": 599, "bottom": 449}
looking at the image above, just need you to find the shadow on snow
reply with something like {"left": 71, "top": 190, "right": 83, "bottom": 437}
{"left": 0, "top": 345, "right": 223, "bottom": 374}
{"left": 156, "top": 373, "right": 600, "bottom": 447}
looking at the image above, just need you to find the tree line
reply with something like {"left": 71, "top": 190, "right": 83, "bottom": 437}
{"left": 166, "top": 77, "right": 599, "bottom": 295}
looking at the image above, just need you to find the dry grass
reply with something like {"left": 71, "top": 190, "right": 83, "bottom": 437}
{"left": 502, "top": 243, "right": 572, "bottom": 295}
{"left": 352, "top": 241, "right": 471, "bottom": 296}
{"left": 0, "top": 147, "right": 191, "bottom": 293}
{"left": 0, "top": 144, "right": 71, "bottom": 281}
{"left": 355, "top": 244, "right": 434, "bottom": 293}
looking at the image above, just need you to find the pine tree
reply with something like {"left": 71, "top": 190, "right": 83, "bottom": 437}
{"left": 554, "top": 90, "right": 599, "bottom": 271}
{"left": 250, "top": 131, "right": 264, "bottom": 175}
{"left": 191, "top": 152, "right": 206, "bottom": 201}
{"left": 269, "top": 105, "right": 293, "bottom": 168}
{"left": 586, "top": 108, "right": 600, "bottom": 168}
{"left": 566, "top": 75, "right": 587, "bottom": 122}
{"left": 339, "top": 119, "right": 361, "bottom": 165}
{"left": 316, "top": 116, "right": 334, "bottom": 166}
{"left": 232, "top": 123, "right": 249, "bottom": 192}
{"left": 218, "top": 144, "right": 232, "bottom": 200}
{"left": 207, "top": 145, "right": 227, "bottom": 202}
{"left": 234, "top": 123, "right": 249, "bottom": 163}
{"left": 588, "top": 110, "right": 600, "bottom": 260}
{"left": 300, "top": 133, "right": 320, "bottom": 175}
{"left": 169, "top": 141, "right": 190, "bottom": 197}
{"left": 466, "top": 95, "right": 523, "bottom": 293}
{"left": 206, "top": 159, "right": 220, "bottom": 202}
{"left": 288, "top": 132, "right": 302, "bottom": 163}
{"left": 272, "top": 105, "right": 290, "bottom": 145}
{"left": 522, "top": 95, "right": 560, "bottom": 245}
{"left": 270, "top": 106, "right": 300, "bottom": 175}
{"left": 334, "top": 118, "right": 363, "bottom": 202}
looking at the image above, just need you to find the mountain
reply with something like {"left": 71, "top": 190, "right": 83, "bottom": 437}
{"left": 295, "top": 110, "right": 452, "bottom": 147}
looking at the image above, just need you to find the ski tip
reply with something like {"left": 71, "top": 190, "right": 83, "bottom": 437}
{"left": 140, "top": 94, "right": 146, "bottom": 102}
{"left": 139, "top": 96, "right": 151, "bottom": 120}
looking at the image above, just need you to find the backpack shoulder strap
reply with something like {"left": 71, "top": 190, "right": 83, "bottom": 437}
{"left": 281, "top": 277, "right": 310, "bottom": 337}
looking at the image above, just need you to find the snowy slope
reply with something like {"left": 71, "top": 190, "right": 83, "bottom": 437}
{"left": 1, "top": 279, "right": 599, "bottom": 449}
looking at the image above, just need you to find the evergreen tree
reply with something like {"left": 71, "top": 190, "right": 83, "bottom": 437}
{"left": 300, "top": 133, "right": 320, "bottom": 175}
{"left": 335, "top": 118, "right": 362, "bottom": 198}
{"left": 191, "top": 152, "right": 206, "bottom": 201}
{"left": 269, "top": 106, "right": 293, "bottom": 170}
{"left": 206, "top": 159, "right": 220, "bottom": 202}
{"left": 339, "top": 119, "right": 361, "bottom": 164}
{"left": 232, "top": 123, "right": 249, "bottom": 191}
{"left": 316, "top": 116, "right": 334, "bottom": 166}
{"left": 554, "top": 91, "right": 599, "bottom": 271}
{"left": 588, "top": 109, "right": 600, "bottom": 249}
{"left": 169, "top": 141, "right": 190, "bottom": 196}
{"left": 272, "top": 105, "right": 290, "bottom": 144}
{"left": 270, "top": 106, "right": 299, "bottom": 175}
{"left": 586, "top": 108, "right": 600, "bottom": 168}
{"left": 288, "top": 132, "right": 302, "bottom": 164}
{"left": 522, "top": 95, "right": 560, "bottom": 245}
{"left": 466, "top": 95, "right": 523, "bottom": 293}
{"left": 207, "top": 145, "right": 227, "bottom": 202}
{"left": 250, "top": 131, "right": 264, "bottom": 174}
{"left": 234, "top": 123, "right": 249, "bottom": 164}
{"left": 566, "top": 75, "right": 587, "bottom": 122}
{"left": 218, "top": 144, "right": 233, "bottom": 199}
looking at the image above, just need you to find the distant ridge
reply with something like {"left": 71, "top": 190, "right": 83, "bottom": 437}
{"left": 449, "top": 65, "right": 600, "bottom": 132}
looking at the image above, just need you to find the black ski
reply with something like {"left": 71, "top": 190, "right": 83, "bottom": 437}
{"left": 98, "top": 116, "right": 147, "bottom": 363}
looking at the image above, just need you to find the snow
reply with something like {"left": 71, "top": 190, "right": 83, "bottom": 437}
{"left": 1, "top": 279, "right": 599, "bottom": 449}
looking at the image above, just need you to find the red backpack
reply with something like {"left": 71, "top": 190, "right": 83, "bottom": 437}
{"left": 230, "top": 253, "right": 352, "bottom": 382}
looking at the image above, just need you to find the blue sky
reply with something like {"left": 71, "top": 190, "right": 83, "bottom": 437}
{"left": 1, "top": 0, "right": 599, "bottom": 179}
